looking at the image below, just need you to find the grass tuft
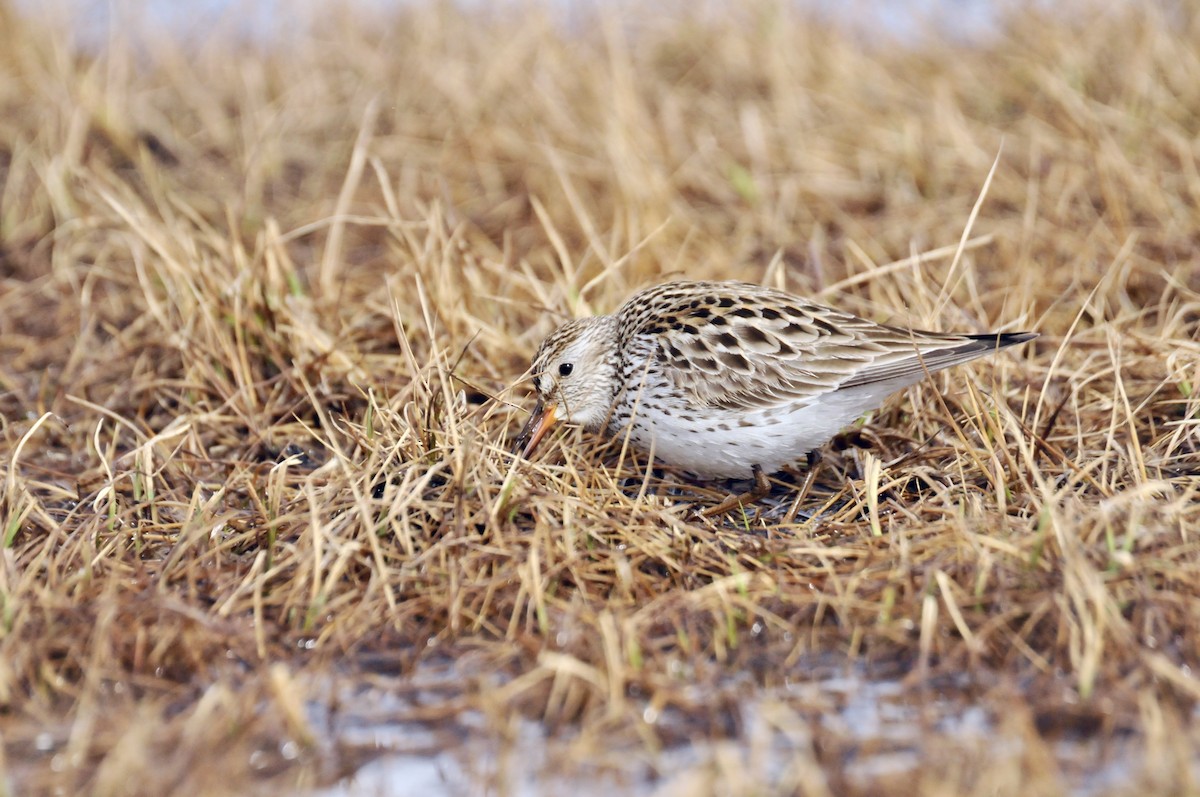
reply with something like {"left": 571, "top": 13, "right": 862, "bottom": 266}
{"left": 0, "top": 1, "right": 1198, "bottom": 794}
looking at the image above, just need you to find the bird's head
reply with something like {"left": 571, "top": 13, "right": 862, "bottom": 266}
{"left": 513, "top": 315, "right": 620, "bottom": 458}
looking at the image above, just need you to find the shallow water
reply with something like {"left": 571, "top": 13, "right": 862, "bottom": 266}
{"left": 15, "top": 0, "right": 1008, "bottom": 49}
{"left": 310, "top": 654, "right": 1174, "bottom": 797}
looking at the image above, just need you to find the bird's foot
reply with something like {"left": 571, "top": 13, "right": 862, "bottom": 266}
{"left": 699, "top": 465, "right": 772, "bottom": 518}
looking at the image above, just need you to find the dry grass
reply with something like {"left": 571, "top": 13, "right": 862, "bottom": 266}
{"left": 1, "top": 0, "right": 1198, "bottom": 794}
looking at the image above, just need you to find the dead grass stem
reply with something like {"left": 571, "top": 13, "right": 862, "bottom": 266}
{"left": 0, "top": 1, "right": 1198, "bottom": 794}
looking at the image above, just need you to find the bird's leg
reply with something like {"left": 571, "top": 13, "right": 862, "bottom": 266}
{"left": 783, "top": 453, "right": 823, "bottom": 524}
{"left": 700, "top": 464, "right": 773, "bottom": 518}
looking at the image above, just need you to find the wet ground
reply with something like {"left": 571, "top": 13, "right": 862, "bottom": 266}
{"left": 310, "top": 653, "right": 1176, "bottom": 797}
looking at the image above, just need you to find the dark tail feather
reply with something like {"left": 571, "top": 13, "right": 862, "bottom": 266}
{"left": 937, "top": 331, "right": 1039, "bottom": 366}
{"left": 960, "top": 328, "right": 1046, "bottom": 355}
{"left": 840, "top": 331, "right": 1038, "bottom": 389}
{"left": 964, "top": 331, "right": 1039, "bottom": 350}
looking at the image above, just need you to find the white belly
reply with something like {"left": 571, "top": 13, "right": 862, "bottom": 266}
{"left": 612, "top": 381, "right": 914, "bottom": 480}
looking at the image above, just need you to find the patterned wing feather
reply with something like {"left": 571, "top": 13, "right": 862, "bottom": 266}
{"left": 616, "top": 281, "right": 1033, "bottom": 413}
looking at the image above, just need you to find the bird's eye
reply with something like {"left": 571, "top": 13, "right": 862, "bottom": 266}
{"left": 558, "top": 362, "right": 574, "bottom": 377}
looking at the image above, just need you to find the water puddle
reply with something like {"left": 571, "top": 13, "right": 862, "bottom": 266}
{"left": 309, "top": 654, "right": 1178, "bottom": 797}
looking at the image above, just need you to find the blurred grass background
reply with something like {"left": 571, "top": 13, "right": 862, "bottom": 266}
{"left": 0, "top": 0, "right": 1198, "bottom": 794}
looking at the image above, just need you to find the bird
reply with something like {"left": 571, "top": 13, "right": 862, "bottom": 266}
{"left": 514, "top": 279, "right": 1036, "bottom": 491}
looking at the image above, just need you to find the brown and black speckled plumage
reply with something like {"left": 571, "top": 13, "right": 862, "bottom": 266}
{"left": 515, "top": 280, "right": 1036, "bottom": 479}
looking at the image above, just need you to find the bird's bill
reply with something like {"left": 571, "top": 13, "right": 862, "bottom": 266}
{"left": 514, "top": 400, "right": 558, "bottom": 458}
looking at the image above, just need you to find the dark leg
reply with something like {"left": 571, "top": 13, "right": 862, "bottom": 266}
{"left": 700, "top": 464, "right": 773, "bottom": 518}
{"left": 783, "top": 462, "right": 821, "bottom": 524}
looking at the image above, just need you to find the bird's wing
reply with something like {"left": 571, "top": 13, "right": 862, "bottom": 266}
{"left": 622, "top": 282, "right": 1031, "bottom": 414}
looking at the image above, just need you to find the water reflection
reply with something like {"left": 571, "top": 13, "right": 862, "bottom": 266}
{"left": 312, "top": 654, "right": 1158, "bottom": 797}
